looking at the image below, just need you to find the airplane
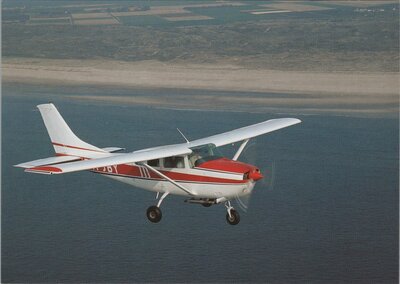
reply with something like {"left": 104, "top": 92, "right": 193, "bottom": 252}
{"left": 15, "top": 103, "right": 301, "bottom": 225}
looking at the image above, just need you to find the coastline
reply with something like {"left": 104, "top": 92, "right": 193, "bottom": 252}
{"left": 2, "top": 57, "right": 399, "bottom": 117}
{"left": 3, "top": 57, "right": 399, "bottom": 96}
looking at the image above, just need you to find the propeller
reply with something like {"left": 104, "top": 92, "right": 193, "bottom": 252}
{"left": 234, "top": 139, "right": 276, "bottom": 212}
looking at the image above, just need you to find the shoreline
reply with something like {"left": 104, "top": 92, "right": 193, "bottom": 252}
{"left": 3, "top": 57, "right": 399, "bottom": 96}
{"left": 2, "top": 57, "right": 399, "bottom": 117}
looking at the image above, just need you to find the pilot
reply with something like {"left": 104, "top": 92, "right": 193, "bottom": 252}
{"left": 176, "top": 158, "right": 184, "bottom": 168}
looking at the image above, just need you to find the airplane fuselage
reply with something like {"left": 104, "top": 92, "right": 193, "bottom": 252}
{"left": 91, "top": 157, "right": 260, "bottom": 199}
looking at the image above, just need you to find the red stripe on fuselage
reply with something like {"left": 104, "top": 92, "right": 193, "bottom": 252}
{"left": 92, "top": 164, "right": 246, "bottom": 184}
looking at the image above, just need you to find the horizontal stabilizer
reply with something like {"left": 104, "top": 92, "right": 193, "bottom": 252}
{"left": 25, "top": 166, "right": 63, "bottom": 175}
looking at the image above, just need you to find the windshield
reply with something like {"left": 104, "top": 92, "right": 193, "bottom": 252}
{"left": 189, "top": 144, "right": 223, "bottom": 167}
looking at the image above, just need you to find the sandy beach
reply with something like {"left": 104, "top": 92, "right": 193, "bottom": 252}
{"left": 2, "top": 57, "right": 399, "bottom": 116}
{"left": 3, "top": 58, "right": 399, "bottom": 95}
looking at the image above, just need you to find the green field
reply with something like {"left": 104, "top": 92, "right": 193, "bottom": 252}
{"left": 2, "top": 1, "right": 399, "bottom": 71}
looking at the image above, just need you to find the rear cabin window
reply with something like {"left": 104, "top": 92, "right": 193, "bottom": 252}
{"left": 147, "top": 159, "right": 160, "bottom": 167}
{"left": 163, "top": 156, "right": 185, "bottom": 168}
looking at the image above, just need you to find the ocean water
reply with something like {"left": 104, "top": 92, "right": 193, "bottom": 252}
{"left": 2, "top": 86, "right": 398, "bottom": 283}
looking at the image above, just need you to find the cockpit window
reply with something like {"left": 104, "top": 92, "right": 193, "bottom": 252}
{"left": 189, "top": 144, "right": 222, "bottom": 167}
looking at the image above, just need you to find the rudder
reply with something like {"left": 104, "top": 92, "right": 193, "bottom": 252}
{"left": 37, "top": 103, "right": 106, "bottom": 157}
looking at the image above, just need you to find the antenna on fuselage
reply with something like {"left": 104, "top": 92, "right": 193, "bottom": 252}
{"left": 176, "top": 128, "right": 190, "bottom": 143}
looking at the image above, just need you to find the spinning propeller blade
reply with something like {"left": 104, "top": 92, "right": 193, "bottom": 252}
{"left": 234, "top": 140, "right": 276, "bottom": 212}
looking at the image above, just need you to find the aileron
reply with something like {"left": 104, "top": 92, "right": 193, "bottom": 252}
{"left": 189, "top": 118, "right": 301, "bottom": 147}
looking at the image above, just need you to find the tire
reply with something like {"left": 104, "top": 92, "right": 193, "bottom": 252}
{"left": 226, "top": 209, "right": 240, "bottom": 225}
{"left": 146, "top": 206, "right": 162, "bottom": 223}
{"left": 202, "top": 199, "right": 213, "bottom": 207}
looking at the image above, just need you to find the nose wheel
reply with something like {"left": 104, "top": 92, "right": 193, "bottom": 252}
{"left": 225, "top": 201, "right": 240, "bottom": 225}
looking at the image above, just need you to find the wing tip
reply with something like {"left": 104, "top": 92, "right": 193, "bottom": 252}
{"left": 270, "top": 117, "right": 301, "bottom": 125}
{"left": 36, "top": 103, "right": 56, "bottom": 112}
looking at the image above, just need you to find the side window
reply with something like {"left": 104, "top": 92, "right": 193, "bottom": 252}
{"left": 163, "top": 156, "right": 184, "bottom": 168}
{"left": 147, "top": 159, "right": 160, "bottom": 167}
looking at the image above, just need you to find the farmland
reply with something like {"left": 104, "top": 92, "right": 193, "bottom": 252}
{"left": 2, "top": 1, "right": 398, "bottom": 71}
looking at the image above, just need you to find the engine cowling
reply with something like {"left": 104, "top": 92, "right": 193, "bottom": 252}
{"left": 196, "top": 158, "right": 263, "bottom": 181}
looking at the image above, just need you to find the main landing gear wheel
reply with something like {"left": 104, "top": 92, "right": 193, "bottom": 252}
{"left": 146, "top": 206, "right": 162, "bottom": 223}
{"left": 202, "top": 199, "right": 213, "bottom": 207}
{"left": 226, "top": 209, "right": 240, "bottom": 225}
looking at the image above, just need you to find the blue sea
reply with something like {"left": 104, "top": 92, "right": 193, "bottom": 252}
{"left": 2, "top": 84, "right": 398, "bottom": 283}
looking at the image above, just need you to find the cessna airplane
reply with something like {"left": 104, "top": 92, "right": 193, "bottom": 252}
{"left": 15, "top": 104, "right": 301, "bottom": 225}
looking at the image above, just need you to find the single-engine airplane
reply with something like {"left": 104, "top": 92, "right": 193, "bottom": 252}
{"left": 15, "top": 104, "right": 301, "bottom": 225}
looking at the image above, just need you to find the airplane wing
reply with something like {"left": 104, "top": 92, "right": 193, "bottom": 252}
{"left": 22, "top": 144, "right": 192, "bottom": 175}
{"left": 18, "top": 118, "right": 300, "bottom": 175}
{"left": 15, "top": 155, "right": 82, "bottom": 169}
{"left": 188, "top": 118, "right": 301, "bottom": 148}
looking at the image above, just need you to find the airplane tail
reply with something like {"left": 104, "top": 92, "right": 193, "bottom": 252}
{"left": 37, "top": 103, "right": 106, "bottom": 157}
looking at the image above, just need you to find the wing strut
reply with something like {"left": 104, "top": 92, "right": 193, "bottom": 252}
{"left": 140, "top": 163, "right": 197, "bottom": 196}
{"left": 232, "top": 139, "right": 249, "bottom": 161}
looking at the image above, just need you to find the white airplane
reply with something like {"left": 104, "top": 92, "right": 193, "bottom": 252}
{"left": 15, "top": 104, "right": 301, "bottom": 225}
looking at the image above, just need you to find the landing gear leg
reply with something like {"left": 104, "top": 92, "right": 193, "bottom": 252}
{"left": 146, "top": 192, "right": 169, "bottom": 223}
{"left": 225, "top": 201, "right": 240, "bottom": 225}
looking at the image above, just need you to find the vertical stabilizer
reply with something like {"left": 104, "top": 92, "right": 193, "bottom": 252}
{"left": 37, "top": 103, "right": 106, "bottom": 157}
